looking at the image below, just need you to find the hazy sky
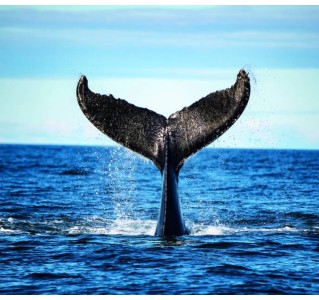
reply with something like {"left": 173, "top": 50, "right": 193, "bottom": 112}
{"left": 0, "top": 5, "right": 318, "bottom": 149}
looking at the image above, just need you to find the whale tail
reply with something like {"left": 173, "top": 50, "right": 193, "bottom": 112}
{"left": 77, "top": 70, "right": 250, "bottom": 172}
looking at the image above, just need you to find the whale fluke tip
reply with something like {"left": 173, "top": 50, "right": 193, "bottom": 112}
{"left": 237, "top": 69, "right": 249, "bottom": 80}
{"left": 78, "top": 75, "right": 88, "bottom": 88}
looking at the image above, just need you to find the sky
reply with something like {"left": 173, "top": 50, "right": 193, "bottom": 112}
{"left": 0, "top": 5, "right": 318, "bottom": 149}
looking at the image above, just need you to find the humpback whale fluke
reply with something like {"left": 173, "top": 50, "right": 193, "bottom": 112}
{"left": 77, "top": 70, "right": 250, "bottom": 237}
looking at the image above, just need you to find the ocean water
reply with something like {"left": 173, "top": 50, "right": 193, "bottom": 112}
{"left": 0, "top": 144, "right": 318, "bottom": 295}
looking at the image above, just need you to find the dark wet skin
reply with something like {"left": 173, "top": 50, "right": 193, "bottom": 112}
{"left": 77, "top": 70, "right": 250, "bottom": 236}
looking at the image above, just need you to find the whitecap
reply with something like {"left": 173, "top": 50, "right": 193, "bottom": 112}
{"left": 0, "top": 227, "right": 21, "bottom": 234}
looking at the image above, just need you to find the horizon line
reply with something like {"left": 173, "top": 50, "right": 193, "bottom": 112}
{"left": 1, "top": 141, "right": 318, "bottom": 152}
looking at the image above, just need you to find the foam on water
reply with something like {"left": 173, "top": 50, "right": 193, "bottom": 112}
{"left": 0, "top": 213, "right": 311, "bottom": 237}
{"left": 0, "top": 215, "right": 308, "bottom": 237}
{"left": 66, "top": 219, "right": 156, "bottom": 236}
{"left": 107, "top": 219, "right": 157, "bottom": 236}
{"left": 62, "top": 217, "right": 303, "bottom": 237}
{"left": 0, "top": 227, "right": 22, "bottom": 234}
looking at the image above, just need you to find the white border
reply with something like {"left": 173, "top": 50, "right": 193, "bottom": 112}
{"left": 1, "top": 0, "right": 319, "bottom": 5}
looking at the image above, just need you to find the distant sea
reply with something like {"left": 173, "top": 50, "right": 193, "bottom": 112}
{"left": 0, "top": 144, "right": 318, "bottom": 294}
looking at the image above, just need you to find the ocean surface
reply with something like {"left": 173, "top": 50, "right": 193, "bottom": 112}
{"left": 0, "top": 144, "right": 318, "bottom": 295}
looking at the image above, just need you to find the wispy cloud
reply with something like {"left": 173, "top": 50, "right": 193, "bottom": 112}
{"left": 2, "top": 26, "right": 319, "bottom": 50}
{"left": 1, "top": 5, "right": 319, "bottom": 79}
{"left": 1, "top": 6, "right": 319, "bottom": 50}
{"left": 1, "top": 6, "right": 319, "bottom": 30}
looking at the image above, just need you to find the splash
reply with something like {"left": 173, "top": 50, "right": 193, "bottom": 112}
{"left": 64, "top": 218, "right": 302, "bottom": 237}
{"left": 107, "top": 219, "right": 156, "bottom": 236}
{"left": 65, "top": 218, "right": 156, "bottom": 236}
{"left": 105, "top": 147, "right": 141, "bottom": 220}
{"left": 0, "top": 216, "right": 310, "bottom": 237}
{"left": 192, "top": 224, "right": 300, "bottom": 236}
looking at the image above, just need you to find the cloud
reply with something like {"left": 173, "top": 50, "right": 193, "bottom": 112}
{"left": 1, "top": 6, "right": 319, "bottom": 50}
{"left": 1, "top": 6, "right": 319, "bottom": 79}
{"left": 2, "top": 25, "right": 319, "bottom": 50}
{"left": 1, "top": 6, "right": 319, "bottom": 30}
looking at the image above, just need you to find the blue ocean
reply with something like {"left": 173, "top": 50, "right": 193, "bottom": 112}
{"left": 0, "top": 144, "right": 318, "bottom": 295}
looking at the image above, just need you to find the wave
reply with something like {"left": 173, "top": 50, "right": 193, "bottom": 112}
{"left": 60, "top": 169, "right": 91, "bottom": 176}
{"left": 63, "top": 223, "right": 314, "bottom": 238}
{"left": 1, "top": 216, "right": 316, "bottom": 237}
{"left": 284, "top": 211, "right": 319, "bottom": 221}
{"left": 65, "top": 220, "right": 307, "bottom": 236}
{"left": 190, "top": 224, "right": 299, "bottom": 236}
{"left": 0, "top": 227, "right": 22, "bottom": 234}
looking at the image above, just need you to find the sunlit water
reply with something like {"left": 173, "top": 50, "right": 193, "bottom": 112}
{"left": 0, "top": 144, "right": 318, "bottom": 294}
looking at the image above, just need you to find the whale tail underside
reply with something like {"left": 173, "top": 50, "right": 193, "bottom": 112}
{"left": 77, "top": 70, "right": 250, "bottom": 173}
